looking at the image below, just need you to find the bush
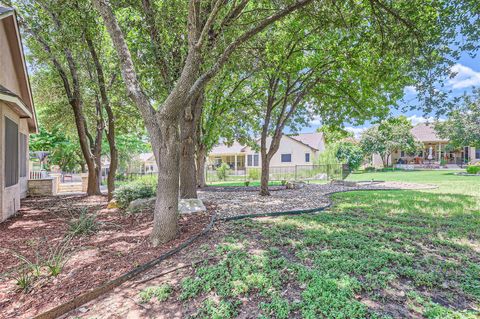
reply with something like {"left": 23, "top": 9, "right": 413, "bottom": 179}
{"left": 216, "top": 163, "right": 231, "bottom": 181}
{"left": 247, "top": 168, "right": 261, "bottom": 180}
{"left": 114, "top": 176, "right": 157, "bottom": 208}
{"left": 336, "top": 142, "right": 364, "bottom": 171}
{"left": 466, "top": 163, "right": 480, "bottom": 174}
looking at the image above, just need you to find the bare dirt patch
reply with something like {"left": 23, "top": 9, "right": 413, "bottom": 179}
{"left": 0, "top": 195, "right": 211, "bottom": 319}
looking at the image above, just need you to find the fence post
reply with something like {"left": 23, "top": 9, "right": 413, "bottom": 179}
{"left": 295, "top": 165, "right": 297, "bottom": 181}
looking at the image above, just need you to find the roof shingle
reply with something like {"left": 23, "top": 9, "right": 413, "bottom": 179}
{"left": 411, "top": 123, "right": 447, "bottom": 143}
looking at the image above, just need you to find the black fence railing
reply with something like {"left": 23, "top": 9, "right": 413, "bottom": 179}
{"left": 206, "top": 164, "right": 346, "bottom": 183}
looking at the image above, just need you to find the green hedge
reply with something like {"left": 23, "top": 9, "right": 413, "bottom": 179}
{"left": 114, "top": 176, "right": 157, "bottom": 208}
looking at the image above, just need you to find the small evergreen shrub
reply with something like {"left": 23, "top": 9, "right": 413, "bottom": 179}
{"left": 466, "top": 163, "right": 480, "bottom": 174}
{"left": 114, "top": 176, "right": 157, "bottom": 208}
{"left": 216, "top": 163, "right": 231, "bottom": 181}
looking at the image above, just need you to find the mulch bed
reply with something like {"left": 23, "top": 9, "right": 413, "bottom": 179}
{"left": 202, "top": 185, "right": 286, "bottom": 192}
{"left": 0, "top": 195, "right": 212, "bottom": 319}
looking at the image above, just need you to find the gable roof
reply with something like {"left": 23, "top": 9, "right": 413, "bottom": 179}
{"left": 0, "top": 6, "right": 13, "bottom": 16}
{"left": 137, "top": 152, "right": 156, "bottom": 162}
{"left": 210, "top": 141, "right": 246, "bottom": 155}
{"left": 0, "top": 6, "right": 37, "bottom": 133}
{"left": 209, "top": 132, "right": 325, "bottom": 155}
{"left": 411, "top": 123, "right": 447, "bottom": 143}
{"left": 289, "top": 132, "right": 324, "bottom": 151}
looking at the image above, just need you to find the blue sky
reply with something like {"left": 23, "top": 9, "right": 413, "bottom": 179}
{"left": 304, "top": 50, "right": 480, "bottom": 137}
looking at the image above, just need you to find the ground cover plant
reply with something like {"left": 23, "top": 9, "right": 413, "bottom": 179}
{"left": 122, "top": 170, "right": 479, "bottom": 318}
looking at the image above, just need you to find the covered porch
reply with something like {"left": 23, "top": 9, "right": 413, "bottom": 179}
{"left": 393, "top": 142, "right": 470, "bottom": 167}
{"left": 207, "top": 153, "right": 246, "bottom": 175}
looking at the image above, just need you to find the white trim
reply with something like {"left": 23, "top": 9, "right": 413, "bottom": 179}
{"left": 0, "top": 93, "right": 33, "bottom": 118}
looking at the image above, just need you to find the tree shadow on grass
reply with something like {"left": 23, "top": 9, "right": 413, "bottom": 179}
{"left": 252, "top": 189, "right": 480, "bottom": 318}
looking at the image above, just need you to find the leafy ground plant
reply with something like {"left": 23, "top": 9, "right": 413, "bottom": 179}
{"left": 139, "top": 284, "right": 172, "bottom": 303}
{"left": 68, "top": 208, "right": 98, "bottom": 236}
{"left": 176, "top": 171, "right": 479, "bottom": 318}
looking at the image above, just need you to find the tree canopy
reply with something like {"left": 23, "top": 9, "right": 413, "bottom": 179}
{"left": 360, "top": 117, "right": 421, "bottom": 167}
{"left": 436, "top": 89, "right": 480, "bottom": 149}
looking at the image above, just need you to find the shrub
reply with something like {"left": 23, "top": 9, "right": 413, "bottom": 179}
{"left": 68, "top": 208, "right": 97, "bottom": 236}
{"left": 335, "top": 142, "right": 364, "bottom": 171}
{"left": 216, "top": 163, "right": 231, "bottom": 181}
{"left": 247, "top": 168, "right": 261, "bottom": 180}
{"left": 114, "top": 176, "right": 157, "bottom": 208}
{"left": 466, "top": 163, "right": 480, "bottom": 174}
{"left": 244, "top": 181, "right": 250, "bottom": 187}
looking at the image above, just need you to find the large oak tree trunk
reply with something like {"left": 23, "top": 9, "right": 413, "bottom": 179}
{"left": 196, "top": 144, "right": 207, "bottom": 188}
{"left": 180, "top": 91, "right": 204, "bottom": 198}
{"left": 150, "top": 119, "right": 180, "bottom": 246}
{"left": 179, "top": 106, "right": 198, "bottom": 199}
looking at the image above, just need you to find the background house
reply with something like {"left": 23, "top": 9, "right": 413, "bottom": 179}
{"left": 207, "top": 132, "right": 326, "bottom": 175}
{"left": 0, "top": 7, "right": 37, "bottom": 222}
{"left": 373, "top": 123, "right": 478, "bottom": 168}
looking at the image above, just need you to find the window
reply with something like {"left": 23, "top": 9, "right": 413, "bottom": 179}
{"left": 247, "top": 154, "right": 259, "bottom": 166}
{"left": 305, "top": 153, "right": 310, "bottom": 163}
{"left": 19, "top": 133, "right": 27, "bottom": 177}
{"left": 400, "top": 151, "right": 405, "bottom": 157}
{"left": 5, "top": 117, "right": 18, "bottom": 187}
{"left": 476, "top": 148, "right": 480, "bottom": 159}
{"left": 281, "top": 154, "right": 292, "bottom": 163}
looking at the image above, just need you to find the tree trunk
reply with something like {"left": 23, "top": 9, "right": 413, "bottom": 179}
{"left": 106, "top": 135, "right": 118, "bottom": 201}
{"left": 86, "top": 162, "right": 101, "bottom": 195}
{"left": 260, "top": 150, "right": 270, "bottom": 196}
{"left": 150, "top": 119, "right": 180, "bottom": 246}
{"left": 179, "top": 106, "right": 198, "bottom": 199}
{"left": 196, "top": 144, "right": 207, "bottom": 188}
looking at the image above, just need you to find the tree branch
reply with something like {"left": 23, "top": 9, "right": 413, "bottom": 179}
{"left": 188, "top": 0, "right": 313, "bottom": 100}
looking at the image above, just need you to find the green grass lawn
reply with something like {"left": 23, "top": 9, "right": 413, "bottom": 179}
{"left": 173, "top": 170, "right": 479, "bottom": 318}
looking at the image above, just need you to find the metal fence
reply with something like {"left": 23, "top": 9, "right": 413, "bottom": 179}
{"left": 206, "top": 164, "right": 345, "bottom": 183}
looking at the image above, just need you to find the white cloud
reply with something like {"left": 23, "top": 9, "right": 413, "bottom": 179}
{"left": 448, "top": 63, "right": 480, "bottom": 89}
{"left": 404, "top": 86, "right": 417, "bottom": 94}
{"left": 345, "top": 126, "right": 365, "bottom": 138}
{"left": 309, "top": 115, "right": 322, "bottom": 126}
{"left": 406, "top": 115, "right": 435, "bottom": 126}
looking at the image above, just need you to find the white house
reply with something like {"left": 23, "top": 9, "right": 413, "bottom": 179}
{"left": 207, "top": 132, "right": 326, "bottom": 175}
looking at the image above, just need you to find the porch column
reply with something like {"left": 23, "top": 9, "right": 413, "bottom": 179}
{"left": 234, "top": 154, "right": 237, "bottom": 175}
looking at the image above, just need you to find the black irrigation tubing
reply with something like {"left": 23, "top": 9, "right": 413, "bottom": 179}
{"left": 33, "top": 187, "right": 397, "bottom": 319}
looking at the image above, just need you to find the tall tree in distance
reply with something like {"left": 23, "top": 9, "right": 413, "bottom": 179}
{"left": 360, "top": 117, "right": 420, "bottom": 167}
{"left": 15, "top": 0, "right": 105, "bottom": 195}
{"left": 436, "top": 89, "right": 480, "bottom": 150}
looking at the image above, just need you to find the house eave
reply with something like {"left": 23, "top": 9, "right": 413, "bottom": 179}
{"left": 0, "top": 92, "right": 34, "bottom": 124}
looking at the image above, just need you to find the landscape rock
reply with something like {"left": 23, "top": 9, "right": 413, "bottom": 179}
{"left": 127, "top": 197, "right": 206, "bottom": 214}
{"left": 178, "top": 198, "right": 207, "bottom": 214}
{"left": 286, "top": 180, "right": 306, "bottom": 189}
{"left": 127, "top": 197, "right": 156, "bottom": 212}
{"left": 107, "top": 199, "right": 119, "bottom": 209}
